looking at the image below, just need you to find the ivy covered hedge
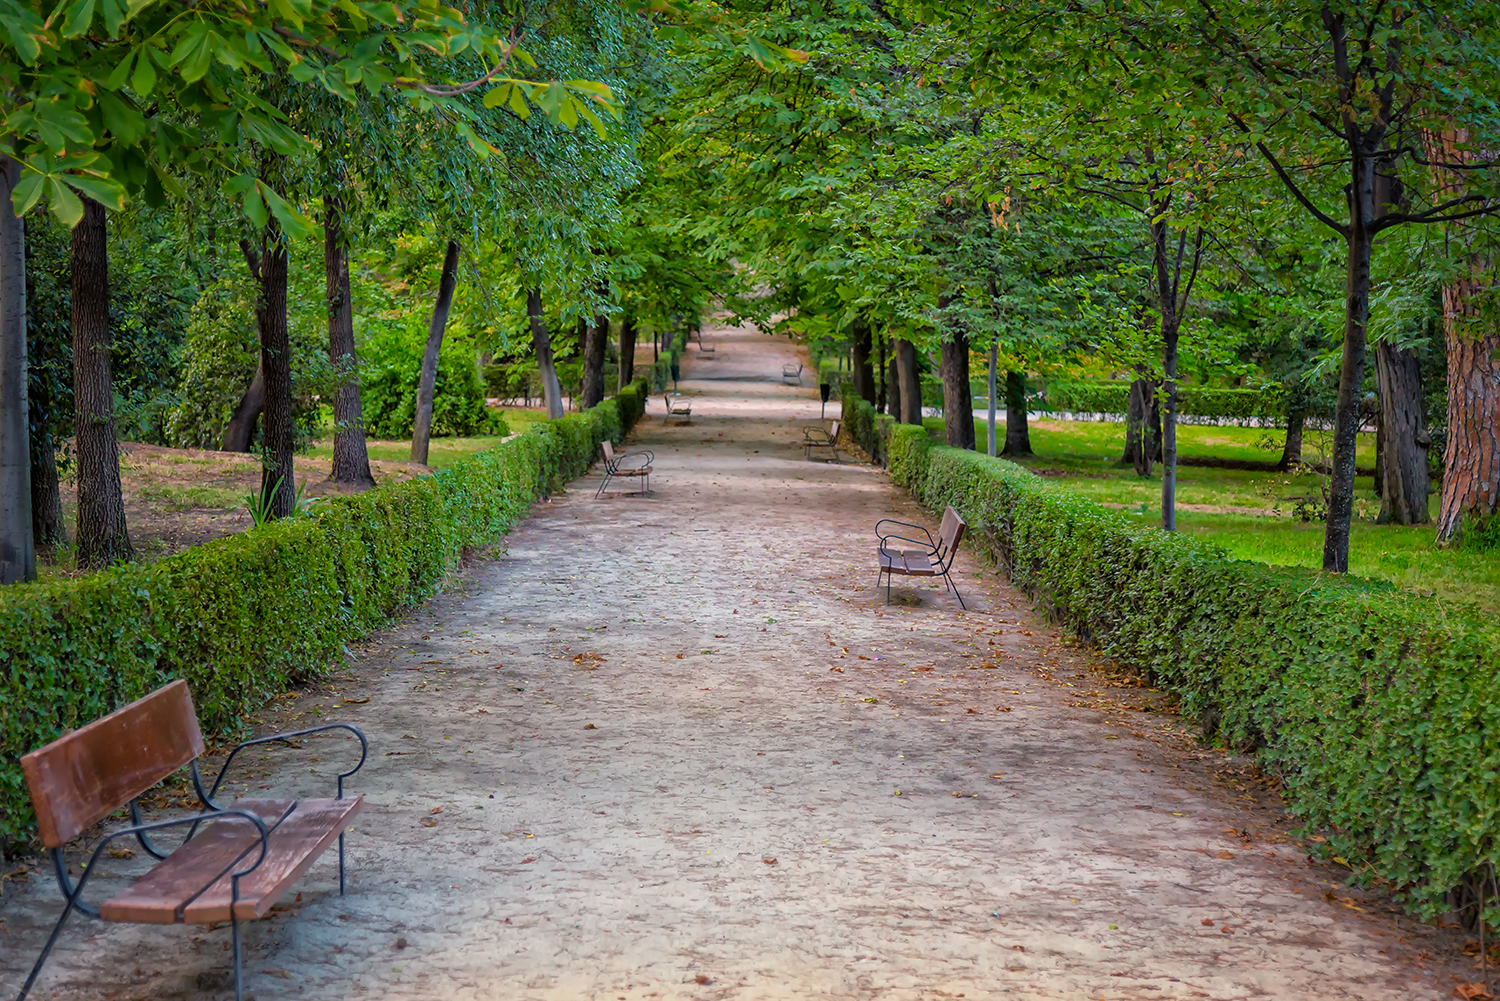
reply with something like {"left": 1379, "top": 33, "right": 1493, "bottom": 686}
{"left": 1043, "top": 380, "right": 1285, "bottom": 423}
{"left": 0, "top": 379, "right": 650, "bottom": 852}
{"left": 843, "top": 393, "right": 1500, "bottom": 918}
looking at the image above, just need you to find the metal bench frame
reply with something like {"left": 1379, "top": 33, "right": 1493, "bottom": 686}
{"left": 596, "top": 440, "right": 653, "bottom": 498}
{"left": 663, "top": 393, "right": 692, "bottom": 425}
{"left": 782, "top": 362, "right": 803, "bottom": 385}
{"left": 803, "top": 421, "right": 841, "bottom": 462}
{"left": 16, "top": 682, "right": 367, "bottom": 1001}
{"left": 875, "top": 505, "right": 967, "bottom": 609}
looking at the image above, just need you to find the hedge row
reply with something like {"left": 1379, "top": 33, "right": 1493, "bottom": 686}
{"left": 650, "top": 329, "right": 691, "bottom": 391}
{"left": 844, "top": 394, "right": 1500, "bottom": 919}
{"left": 0, "top": 379, "right": 651, "bottom": 852}
{"left": 1043, "top": 380, "right": 1286, "bottom": 422}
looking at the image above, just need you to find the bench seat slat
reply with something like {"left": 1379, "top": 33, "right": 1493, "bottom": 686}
{"left": 878, "top": 548, "right": 937, "bottom": 576}
{"left": 183, "top": 796, "right": 363, "bottom": 923}
{"left": 100, "top": 799, "right": 294, "bottom": 925}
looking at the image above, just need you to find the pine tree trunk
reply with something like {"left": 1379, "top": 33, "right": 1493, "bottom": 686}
{"left": 72, "top": 196, "right": 132, "bottom": 568}
{"left": 1002, "top": 369, "right": 1032, "bottom": 456}
{"left": 256, "top": 223, "right": 295, "bottom": 519}
{"left": 527, "top": 289, "right": 564, "bottom": 420}
{"left": 1435, "top": 267, "right": 1500, "bottom": 542}
{"left": 940, "top": 332, "right": 975, "bottom": 449}
{"left": 851, "top": 319, "right": 875, "bottom": 403}
{"left": 0, "top": 153, "right": 32, "bottom": 583}
{"left": 581, "top": 311, "right": 608, "bottom": 410}
{"left": 411, "top": 239, "right": 460, "bottom": 464}
{"left": 325, "top": 196, "right": 374, "bottom": 487}
{"left": 619, "top": 317, "right": 636, "bottom": 389}
{"left": 894, "top": 338, "right": 922, "bottom": 425}
{"left": 1373, "top": 342, "right": 1429, "bottom": 524}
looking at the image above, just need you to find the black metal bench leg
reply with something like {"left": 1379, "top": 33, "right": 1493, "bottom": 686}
{"left": 232, "top": 912, "right": 244, "bottom": 1001}
{"left": 15, "top": 902, "right": 74, "bottom": 1000}
{"left": 946, "top": 572, "right": 967, "bottom": 610}
{"left": 339, "top": 830, "right": 347, "bottom": 894}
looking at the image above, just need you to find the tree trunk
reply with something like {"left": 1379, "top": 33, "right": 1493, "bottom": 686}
{"left": 325, "top": 197, "right": 374, "bottom": 487}
{"left": 886, "top": 353, "right": 899, "bottom": 419}
{"left": 527, "top": 289, "right": 564, "bottom": 420}
{"left": 986, "top": 344, "right": 998, "bottom": 457}
{"left": 0, "top": 153, "right": 32, "bottom": 583}
{"left": 893, "top": 338, "right": 922, "bottom": 425}
{"left": 851, "top": 319, "right": 875, "bottom": 404}
{"left": 876, "top": 333, "right": 887, "bottom": 413}
{"left": 940, "top": 331, "right": 975, "bottom": 449}
{"left": 619, "top": 316, "right": 636, "bottom": 389}
{"left": 1278, "top": 394, "right": 1306, "bottom": 471}
{"left": 411, "top": 239, "right": 460, "bottom": 464}
{"left": 1435, "top": 266, "right": 1500, "bottom": 542}
{"left": 1145, "top": 381, "right": 1163, "bottom": 463}
{"left": 1373, "top": 342, "right": 1429, "bottom": 524}
{"left": 25, "top": 231, "right": 63, "bottom": 548}
{"left": 1002, "top": 369, "right": 1032, "bottom": 456}
{"left": 30, "top": 431, "right": 62, "bottom": 547}
{"left": 1322, "top": 160, "right": 1378, "bottom": 572}
{"left": 1122, "top": 377, "right": 1144, "bottom": 467}
{"left": 1161, "top": 326, "right": 1179, "bottom": 531}
{"left": 72, "top": 196, "right": 132, "bottom": 568}
{"left": 223, "top": 240, "right": 264, "bottom": 453}
{"left": 581, "top": 311, "right": 608, "bottom": 410}
{"left": 256, "top": 222, "right": 295, "bottom": 519}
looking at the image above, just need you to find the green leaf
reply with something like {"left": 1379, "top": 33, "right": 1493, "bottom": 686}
{"left": 10, "top": 170, "right": 45, "bottom": 216}
{"left": 58, "top": 0, "right": 96, "bottom": 38}
{"left": 97, "top": 91, "right": 144, "bottom": 145}
{"left": 105, "top": 49, "right": 135, "bottom": 89}
{"left": 482, "top": 83, "right": 510, "bottom": 109}
{"left": 508, "top": 83, "right": 530, "bottom": 119}
{"left": 242, "top": 184, "right": 268, "bottom": 228}
{"left": 577, "top": 102, "right": 608, "bottom": 140}
{"left": 259, "top": 183, "right": 316, "bottom": 240}
{"left": 46, "top": 177, "right": 83, "bottom": 227}
{"left": 534, "top": 80, "right": 565, "bottom": 121}
{"left": 131, "top": 46, "right": 156, "bottom": 94}
{"left": 61, "top": 173, "right": 125, "bottom": 211}
{"left": 268, "top": 0, "right": 304, "bottom": 29}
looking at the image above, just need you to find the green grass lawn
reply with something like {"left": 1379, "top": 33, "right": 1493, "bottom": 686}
{"left": 935, "top": 417, "right": 1497, "bottom": 612}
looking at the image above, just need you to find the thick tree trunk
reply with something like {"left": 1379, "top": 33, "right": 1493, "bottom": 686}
{"left": 885, "top": 354, "right": 898, "bottom": 418}
{"left": 0, "top": 153, "right": 32, "bottom": 583}
{"left": 256, "top": 223, "right": 296, "bottom": 519}
{"left": 1121, "top": 377, "right": 1144, "bottom": 467}
{"left": 223, "top": 241, "right": 264, "bottom": 453}
{"left": 1435, "top": 267, "right": 1500, "bottom": 542}
{"left": 893, "top": 338, "right": 922, "bottom": 425}
{"left": 1125, "top": 379, "right": 1154, "bottom": 476}
{"left": 325, "top": 197, "right": 374, "bottom": 487}
{"left": 1278, "top": 395, "right": 1306, "bottom": 471}
{"left": 1373, "top": 342, "right": 1429, "bottom": 524}
{"left": 940, "top": 331, "right": 975, "bottom": 449}
{"left": 30, "top": 431, "right": 62, "bottom": 547}
{"left": 619, "top": 317, "right": 636, "bottom": 389}
{"left": 851, "top": 319, "right": 875, "bottom": 404}
{"left": 72, "top": 196, "right": 132, "bottom": 568}
{"left": 581, "top": 311, "right": 608, "bottom": 410}
{"left": 411, "top": 239, "right": 460, "bottom": 464}
{"left": 1322, "top": 163, "right": 1377, "bottom": 572}
{"left": 527, "top": 289, "right": 564, "bottom": 420}
{"left": 876, "top": 334, "right": 887, "bottom": 413}
{"left": 1145, "top": 381, "right": 1163, "bottom": 463}
{"left": 1002, "top": 369, "right": 1032, "bottom": 456}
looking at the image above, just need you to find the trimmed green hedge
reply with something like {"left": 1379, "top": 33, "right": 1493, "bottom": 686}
{"left": 0, "top": 379, "right": 650, "bottom": 852}
{"left": 650, "top": 329, "right": 691, "bottom": 392}
{"left": 855, "top": 391, "right": 1500, "bottom": 919}
{"left": 1044, "top": 381, "right": 1285, "bottom": 423}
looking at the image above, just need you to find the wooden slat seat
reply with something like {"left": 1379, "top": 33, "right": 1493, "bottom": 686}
{"left": 878, "top": 548, "right": 936, "bottom": 576}
{"left": 596, "top": 440, "right": 654, "bottom": 498}
{"left": 15, "top": 681, "right": 369, "bottom": 1001}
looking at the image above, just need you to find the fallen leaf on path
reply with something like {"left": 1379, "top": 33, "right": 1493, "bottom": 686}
{"left": 676, "top": 653, "right": 684, "bottom": 659}
{"left": 997, "top": 707, "right": 1012, "bottom": 712}
{"left": 762, "top": 857, "right": 777, "bottom": 865}
{"left": 829, "top": 667, "right": 843, "bottom": 673}
{"left": 584, "top": 723, "right": 596, "bottom": 729}
{"left": 394, "top": 939, "right": 408, "bottom": 950}
{"left": 1201, "top": 919, "right": 1214, "bottom": 926}
{"left": 694, "top": 975, "right": 711, "bottom": 985}
{"left": 1011, "top": 945, "right": 1025, "bottom": 952}
{"left": 520, "top": 857, "right": 536, "bottom": 864}
{"left": 1216, "top": 851, "right": 1235, "bottom": 859}
{"left": 343, "top": 697, "right": 371, "bottom": 704}
{"left": 1455, "top": 984, "right": 1494, "bottom": 1000}
{"left": 263, "top": 968, "right": 292, "bottom": 979}
{"left": 430, "top": 807, "right": 443, "bottom": 814}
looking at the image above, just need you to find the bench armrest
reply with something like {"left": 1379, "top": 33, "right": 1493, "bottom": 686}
{"left": 209, "top": 724, "right": 369, "bottom": 804}
{"left": 878, "top": 535, "right": 938, "bottom": 553}
{"left": 876, "top": 519, "right": 934, "bottom": 545}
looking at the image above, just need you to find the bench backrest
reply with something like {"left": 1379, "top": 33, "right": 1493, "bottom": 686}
{"left": 938, "top": 505, "right": 966, "bottom": 557}
{"left": 21, "top": 680, "right": 204, "bottom": 848}
{"left": 602, "top": 440, "right": 617, "bottom": 463}
{"left": 830, "top": 421, "right": 840, "bottom": 440}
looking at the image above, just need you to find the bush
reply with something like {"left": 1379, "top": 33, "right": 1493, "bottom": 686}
{"left": 877, "top": 425, "right": 1500, "bottom": 920}
{"left": 0, "top": 378, "right": 651, "bottom": 853}
{"left": 359, "top": 317, "right": 497, "bottom": 439}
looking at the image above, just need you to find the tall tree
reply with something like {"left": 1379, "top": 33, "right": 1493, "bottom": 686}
{"left": 324, "top": 195, "right": 374, "bottom": 486}
{"left": 254, "top": 215, "right": 296, "bottom": 519}
{"left": 1373, "top": 341, "right": 1430, "bottom": 524}
{"left": 411, "top": 240, "right": 461, "bottom": 465}
{"left": 71, "top": 197, "right": 131, "bottom": 567}
{"left": 528, "top": 289, "right": 565, "bottom": 419}
{"left": 619, "top": 316, "right": 637, "bottom": 388}
{"left": 0, "top": 154, "right": 32, "bottom": 583}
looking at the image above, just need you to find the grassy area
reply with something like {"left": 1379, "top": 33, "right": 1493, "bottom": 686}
{"left": 937, "top": 417, "right": 1496, "bottom": 612}
{"left": 304, "top": 408, "right": 551, "bottom": 469}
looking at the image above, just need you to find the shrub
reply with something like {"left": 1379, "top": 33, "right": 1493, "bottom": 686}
{"left": 1043, "top": 381, "right": 1285, "bottom": 424}
{"left": 359, "top": 316, "right": 495, "bottom": 439}
{"left": 0, "top": 378, "right": 651, "bottom": 853}
{"left": 878, "top": 427, "right": 1500, "bottom": 920}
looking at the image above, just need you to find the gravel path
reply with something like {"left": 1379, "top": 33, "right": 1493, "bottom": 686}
{"left": 0, "top": 324, "right": 1469, "bottom": 1000}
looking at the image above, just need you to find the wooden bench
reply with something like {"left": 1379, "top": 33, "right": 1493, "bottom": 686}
{"left": 803, "top": 420, "right": 841, "bottom": 462}
{"left": 16, "top": 680, "right": 367, "bottom": 1001}
{"left": 663, "top": 393, "right": 692, "bottom": 425}
{"left": 876, "top": 505, "right": 967, "bottom": 609}
{"left": 595, "top": 440, "right": 653, "bottom": 498}
{"left": 782, "top": 362, "right": 803, "bottom": 385}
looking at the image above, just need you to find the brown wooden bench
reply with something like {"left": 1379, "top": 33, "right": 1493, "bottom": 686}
{"left": 595, "top": 440, "right": 653, "bottom": 498}
{"left": 876, "top": 505, "right": 967, "bottom": 609}
{"left": 803, "top": 420, "right": 841, "bottom": 461}
{"left": 15, "top": 680, "right": 367, "bottom": 1001}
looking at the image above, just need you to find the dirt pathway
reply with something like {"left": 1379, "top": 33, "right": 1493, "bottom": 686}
{"left": 0, "top": 324, "right": 1471, "bottom": 1000}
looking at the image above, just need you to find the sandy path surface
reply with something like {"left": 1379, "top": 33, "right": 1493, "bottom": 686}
{"left": 0, "top": 324, "right": 1470, "bottom": 1000}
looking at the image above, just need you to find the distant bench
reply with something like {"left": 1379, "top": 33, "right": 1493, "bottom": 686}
{"left": 663, "top": 393, "right": 692, "bottom": 425}
{"left": 876, "top": 505, "right": 967, "bottom": 609}
{"left": 16, "top": 680, "right": 367, "bottom": 1001}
